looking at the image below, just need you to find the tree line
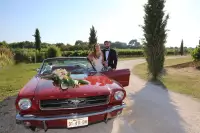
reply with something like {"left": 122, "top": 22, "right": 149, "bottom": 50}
{"left": 0, "top": 40, "right": 144, "bottom": 51}
{"left": 0, "top": 38, "right": 193, "bottom": 53}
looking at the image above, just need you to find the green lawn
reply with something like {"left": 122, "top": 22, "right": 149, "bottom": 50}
{"left": 0, "top": 63, "right": 41, "bottom": 101}
{"left": 119, "top": 56, "right": 144, "bottom": 60}
{"left": 133, "top": 56, "right": 200, "bottom": 99}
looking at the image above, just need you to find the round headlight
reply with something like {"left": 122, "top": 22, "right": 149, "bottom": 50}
{"left": 18, "top": 99, "right": 32, "bottom": 110}
{"left": 114, "top": 91, "right": 125, "bottom": 101}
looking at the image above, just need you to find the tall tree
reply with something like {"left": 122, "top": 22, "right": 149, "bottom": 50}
{"left": 180, "top": 39, "right": 184, "bottom": 56}
{"left": 88, "top": 25, "right": 97, "bottom": 50}
{"left": 75, "top": 40, "right": 83, "bottom": 45}
{"left": 141, "top": 0, "right": 169, "bottom": 80}
{"left": 128, "top": 39, "right": 142, "bottom": 48}
{"left": 0, "top": 41, "right": 7, "bottom": 47}
{"left": 33, "top": 28, "right": 41, "bottom": 52}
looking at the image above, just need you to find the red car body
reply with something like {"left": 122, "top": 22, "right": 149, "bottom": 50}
{"left": 15, "top": 57, "right": 130, "bottom": 131}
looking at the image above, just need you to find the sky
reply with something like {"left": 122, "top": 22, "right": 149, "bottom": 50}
{"left": 0, "top": 0, "right": 200, "bottom": 47}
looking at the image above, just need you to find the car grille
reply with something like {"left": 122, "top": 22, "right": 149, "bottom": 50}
{"left": 39, "top": 95, "right": 109, "bottom": 110}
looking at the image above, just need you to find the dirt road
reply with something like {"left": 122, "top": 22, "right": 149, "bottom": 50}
{"left": 1, "top": 57, "right": 200, "bottom": 133}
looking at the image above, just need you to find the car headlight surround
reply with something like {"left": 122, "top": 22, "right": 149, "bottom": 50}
{"left": 114, "top": 91, "right": 125, "bottom": 101}
{"left": 18, "top": 98, "right": 32, "bottom": 110}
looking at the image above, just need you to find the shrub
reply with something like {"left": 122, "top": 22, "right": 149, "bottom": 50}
{"left": 47, "top": 46, "right": 61, "bottom": 58}
{"left": 0, "top": 47, "right": 14, "bottom": 59}
{"left": 13, "top": 49, "right": 35, "bottom": 63}
{"left": 0, "top": 46, "right": 14, "bottom": 67}
{"left": 36, "top": 50, "right": 46, "bottom": 62}
{"left": 12, "top": 49, "right": 48, "bottom": 63}
{"left": 62, "top": 51, "right": 73, "bottom": 57}
{"left": 70, "top": 51, "right": 81, "bottom": 56}
{"left": 0, "top": 53, "right": 14, "bottom": 67}
{"left": 116, "top": 49, "right": 144, "bottom": 57}
{"left": 191, "top": 46, "right": 200, "bottom": 61}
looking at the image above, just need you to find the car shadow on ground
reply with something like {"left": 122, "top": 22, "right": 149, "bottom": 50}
{"left": 123, "top": 81, "right": 187, "bottom": 133}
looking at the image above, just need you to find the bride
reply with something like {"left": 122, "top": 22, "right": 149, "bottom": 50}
{"left": 87, "top": 43, "right": 107, "bottom": 72}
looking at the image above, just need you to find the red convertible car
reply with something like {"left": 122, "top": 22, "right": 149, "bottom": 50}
{"left": 15, "top": 57, "right": 130, "bottom": 131}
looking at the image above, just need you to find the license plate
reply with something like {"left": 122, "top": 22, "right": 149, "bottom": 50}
{"left": 67, "top": 117, "right": 88, "bottom": 128}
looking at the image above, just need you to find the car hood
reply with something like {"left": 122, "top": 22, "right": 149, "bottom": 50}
{"left": 35, "top": 74, "right": 114, "bottom": 100}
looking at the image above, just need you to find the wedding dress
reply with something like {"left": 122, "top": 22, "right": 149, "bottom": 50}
{"left": 92, "top": 55, "right": 104, "bottom": 72}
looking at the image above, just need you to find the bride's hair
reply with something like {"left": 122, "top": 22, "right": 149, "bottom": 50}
{"left": 93, "top": 43, "right": 101, "bottom": 59}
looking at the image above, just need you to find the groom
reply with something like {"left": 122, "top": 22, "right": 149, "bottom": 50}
{"left": 102, "top": 41, "right": 118, "bottom": 70}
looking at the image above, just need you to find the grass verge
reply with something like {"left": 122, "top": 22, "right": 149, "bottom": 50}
{"left": 119, "top": 56, "right": 144, "bottom": 60}
{"left": 133, "top": 56, "right": 200, "bottom": 99}
{"left": 0, "top": 63, "right": 41, "bottom": 102}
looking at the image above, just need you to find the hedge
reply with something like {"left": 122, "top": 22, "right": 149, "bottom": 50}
{"left": 11, "top": 48, "right": 189, "bottom": 63}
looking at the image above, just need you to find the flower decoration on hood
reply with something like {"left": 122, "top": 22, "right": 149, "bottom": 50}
{"left": 40, "top": 68, "right": 89, "bottom": 90}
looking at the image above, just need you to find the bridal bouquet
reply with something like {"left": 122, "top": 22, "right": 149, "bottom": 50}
{"left": 41, "top": 68, "right": 89, "bottom": 90}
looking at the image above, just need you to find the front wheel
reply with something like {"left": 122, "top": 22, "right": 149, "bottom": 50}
{"left": 29, "top": 126, "right": 36, "bottom": 131}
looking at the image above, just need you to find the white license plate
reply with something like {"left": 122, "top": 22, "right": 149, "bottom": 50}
{"left": 67, "top": 117, "right": 88, "bottom": 128}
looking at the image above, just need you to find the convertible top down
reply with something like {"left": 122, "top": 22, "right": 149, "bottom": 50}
{"left": 15, "top": 57, "right": 130, "bottom": 131}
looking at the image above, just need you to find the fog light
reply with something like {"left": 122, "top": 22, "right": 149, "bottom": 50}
{"left": 24, "top": 121, "right": 31, "bottom": 127}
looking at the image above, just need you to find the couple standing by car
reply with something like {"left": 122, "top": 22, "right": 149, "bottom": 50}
{"left": 87, "top": 41, "right": 118, "bottom": 72}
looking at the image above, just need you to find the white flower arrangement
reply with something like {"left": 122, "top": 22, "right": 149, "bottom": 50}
{"left": 41, "top": 68, "right": 89, "bottom": 90}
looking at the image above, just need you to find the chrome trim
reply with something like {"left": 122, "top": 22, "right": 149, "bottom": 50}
{"left": 16, "top": 102, "right": 126, "bottom": 121}
{"left": 23, "top": 115, "right": 35, "bottom": 118}
{"left": 39, "top": 95, "right": 110, "bottom": 110}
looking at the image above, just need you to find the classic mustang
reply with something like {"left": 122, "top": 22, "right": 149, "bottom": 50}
{"left": 15, "top": 57, "right": 130, "bottom": 131}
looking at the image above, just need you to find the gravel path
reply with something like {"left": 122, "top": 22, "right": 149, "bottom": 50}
{"left": 0, "top": 57, "right": 200, "bottom": 133}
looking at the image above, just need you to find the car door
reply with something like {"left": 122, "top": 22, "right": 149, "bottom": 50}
{"left": 101, "top": 69, "right": 130, "bottom": 87}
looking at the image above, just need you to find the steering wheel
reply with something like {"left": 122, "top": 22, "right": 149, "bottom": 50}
{"left": 74, "top": 63, "right": 87, "bottom": 69}
{"left": 69, "top": 63, "right": 88, "bottom": 74}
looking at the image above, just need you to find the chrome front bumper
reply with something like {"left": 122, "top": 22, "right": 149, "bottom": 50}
{"left": 16, "top": 102, "right": 126, "bottom": 131}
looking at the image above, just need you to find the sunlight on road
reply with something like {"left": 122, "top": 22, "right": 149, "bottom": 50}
{"left": 111, "top": 117, "right": 136, "bottom": 133}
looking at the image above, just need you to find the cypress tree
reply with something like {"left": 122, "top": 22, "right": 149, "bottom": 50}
{"left": 141, "top": 0, "right": 169, "bottom": 80}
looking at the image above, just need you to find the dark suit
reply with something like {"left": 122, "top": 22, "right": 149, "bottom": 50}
{"left": 102, "top": 48, "right": 118, "bottom": 69}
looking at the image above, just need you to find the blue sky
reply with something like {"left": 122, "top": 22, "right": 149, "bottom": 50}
{"left": 0, "top": 0, "right": 200, "bottom": 47}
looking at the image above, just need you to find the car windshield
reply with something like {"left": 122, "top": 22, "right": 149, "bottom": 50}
{"left": 39, "top": 57, "right": 95, "bottom": 75}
